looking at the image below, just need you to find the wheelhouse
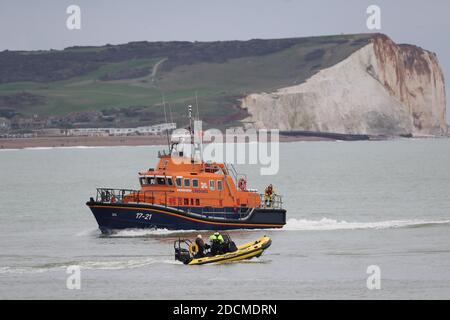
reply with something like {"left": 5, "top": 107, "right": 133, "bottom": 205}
{"left": 131, "top": 154, "right": 265, "bottom": 209}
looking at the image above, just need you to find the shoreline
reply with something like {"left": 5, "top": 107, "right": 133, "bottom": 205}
{"left": 0, "top": 136, "right": 168, "bottom": 150}
{"left": 0, "top": 134, "right": 446, "bottom": 150}
{"left": 0, "top": 135, "right": 335, "bottom": 150}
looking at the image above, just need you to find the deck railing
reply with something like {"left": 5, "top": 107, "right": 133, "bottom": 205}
{"left": 95, "top": 188, "right": 172, "bottom": 206}
{"left": 94, "top": 188, "right": 283, "bottom": 210}
{"left": 95, "top": 188, "right": 140, "bottom": 203}
{"left": 259, "top": 194, "right": 283, "bottom": 209}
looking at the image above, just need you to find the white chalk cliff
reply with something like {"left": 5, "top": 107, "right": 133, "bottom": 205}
{"left": 242, "top": 34, "right": 448, "bottom": 136}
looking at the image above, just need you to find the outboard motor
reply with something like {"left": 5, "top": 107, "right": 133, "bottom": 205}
{"left": 174, "top": 239, "right": 193, "bottom": 265}
{"left": 222, "top": 233, "right": 238, "bottom": 253}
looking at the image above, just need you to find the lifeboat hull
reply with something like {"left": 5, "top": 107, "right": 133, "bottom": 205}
{"left": 86, "top": 201, "right": 286, "bottom": 233}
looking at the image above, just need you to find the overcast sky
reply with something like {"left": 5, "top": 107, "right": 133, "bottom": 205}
{"left": 0, "top": 0, "right": 448, "bottom": 120}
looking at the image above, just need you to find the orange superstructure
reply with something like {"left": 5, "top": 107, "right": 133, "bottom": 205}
{"left": 126, "top": 153, "right": 261, "bottom": 209}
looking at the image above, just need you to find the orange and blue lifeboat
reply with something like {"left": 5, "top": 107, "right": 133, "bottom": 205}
{"left": 86, "top": 152, "right": 286, "bottom": 233}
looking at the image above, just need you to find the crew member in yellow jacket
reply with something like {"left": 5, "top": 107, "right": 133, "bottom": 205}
{"left": 209, "top": 232, "right": 224, "bottom": 255}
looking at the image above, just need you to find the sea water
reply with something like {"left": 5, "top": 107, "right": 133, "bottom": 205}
{"left": 0, "top": 139, "right": 449, "bottom": 299}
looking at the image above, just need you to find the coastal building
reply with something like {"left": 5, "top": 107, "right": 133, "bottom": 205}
{"left": 66, "top": 128, "right": 110, "bottom": 137}
{"left": 2, "top": 122, "right": 177, "bottom": 138}
{"left": 66, "top": 122, "right": 177, "bottom": 137}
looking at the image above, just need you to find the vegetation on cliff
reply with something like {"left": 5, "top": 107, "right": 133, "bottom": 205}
{"left": 0, "top": 34, "right": 371, "bottom": 130}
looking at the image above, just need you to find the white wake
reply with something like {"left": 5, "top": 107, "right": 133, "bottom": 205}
{"left": 283, "top": 217, "right": 450, "bottom": 231}
{"left": 109, "top": 228, "right": 198, "bottom": 237}
{"left": 0, "top": 258, "right": 180, "bottom": 274}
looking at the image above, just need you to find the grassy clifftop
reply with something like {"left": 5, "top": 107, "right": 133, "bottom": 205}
{"left": 0, "top": 34, "right": 372, "bottom": 129}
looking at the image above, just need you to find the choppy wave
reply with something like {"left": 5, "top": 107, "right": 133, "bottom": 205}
{"left": 0, "top": 258, "right": 180, "bottom": 274}
{"left": 283, "top": 217, "right": 450, "bottom": 231}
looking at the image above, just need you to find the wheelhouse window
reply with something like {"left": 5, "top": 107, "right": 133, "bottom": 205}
{"left": 192, "top": 179, "right": 199, "bottom": 188}
{"left": 167, "top": 177, "right": 174, "bottom": 186}
{"left": 140, "top": 177, "right": 155, "bottom": 185}
{"left": 156, "top": 177, "right": 166, "bottom": 185}
{"left": 184, "top": 178, "right": 190, "bottom": 187}
{"left": 176, "top": 177, "right": 182, "bottom": 187}
{"left": 209, "top": 180, "right": 215, "bottom": 191}
{"left": 217, "top": 180, "right": 223, "bottom": 191}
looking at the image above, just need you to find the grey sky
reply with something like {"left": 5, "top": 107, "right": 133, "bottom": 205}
{"left": 0, "top": 0, "right": 448, "bottom": 120}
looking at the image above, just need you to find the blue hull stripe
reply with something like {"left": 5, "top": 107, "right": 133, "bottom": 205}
{"left": 87, "top": 202, "right": 286, "bottom": 231}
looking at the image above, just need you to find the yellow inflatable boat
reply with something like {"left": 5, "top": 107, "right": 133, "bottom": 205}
{"left": 174, "top": 235, "right": 272, "bottom": 265}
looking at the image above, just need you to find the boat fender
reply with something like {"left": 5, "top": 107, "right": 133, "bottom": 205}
{"left": 189, "top": 243, "right": 199, "bottom": 255}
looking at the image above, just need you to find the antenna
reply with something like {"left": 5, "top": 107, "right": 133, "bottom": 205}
{"left": 195, "top": 91, "right": 200, "bottom": 121}
{"left": 188, "top": 104, "right": 193, "bottom": 134}
{"left": 188, "top": 105, "right": 194, "bottom": 163}
{"left": 168, "top": 102, "right": 174, "bottom": 124}
{"left": 161, "top": 92, "right": 170, "bottom": 152}
{"left": 194, "top": 92, "right": 203, "bottom": 162}
{"left": 167, "top": 101, "right": 175, "bottom": 153}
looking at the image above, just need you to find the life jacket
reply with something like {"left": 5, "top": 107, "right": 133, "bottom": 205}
{"left": 209, "top": 233, "right": 224, "bottom": 243}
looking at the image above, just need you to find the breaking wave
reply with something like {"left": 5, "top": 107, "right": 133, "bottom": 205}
{"left": 283, "top": 217, "right": 450, "bottom": 231}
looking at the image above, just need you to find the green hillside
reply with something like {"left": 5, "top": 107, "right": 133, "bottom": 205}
{"left": 0, "top": 34, "right": 372, "bottom": 130}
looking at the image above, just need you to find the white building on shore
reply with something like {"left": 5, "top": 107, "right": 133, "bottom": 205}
{"left": 66, "top": 123, "right": 176, "bottom": 137}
